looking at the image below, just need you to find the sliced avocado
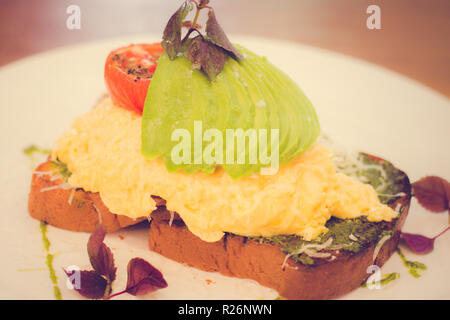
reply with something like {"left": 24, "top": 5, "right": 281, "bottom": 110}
{"left": 142, "top": 45, "right": 320, "bottom": 178}
{"left": 239, "top": 51, "right": 292, "bottom": 165}
{"left": 243, "top": 47, "right": 318, "bottom": 163}
{"left": 219, "top": 59, "right": 256, "bottom": 178}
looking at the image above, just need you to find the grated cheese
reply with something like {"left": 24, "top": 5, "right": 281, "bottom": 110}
{"left": 92, "top": 203, "right": 103, "bottom": 225}
{"left": 281, "top": 253, "right": 297, "bottom": 270}
{"left": 372, "top": 234, "right": 392, "bottom": 262}
{"left": 68, "top": 188, "right": 76, "bottom": 206}
{"left": 349, "top": 233, "right": 358, "bottom": 241}
{"left": 303, "top": 249, "right": 331, "bottom": 258}
{"left": 169, "top": 211, "right": 174, "bottom": 227}
{"left": 40, "top": 182, "right": 73, "bottom": 192}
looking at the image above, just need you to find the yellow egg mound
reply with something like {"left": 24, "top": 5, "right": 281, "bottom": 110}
{"left": 53, "top": 98, "right": 397, "bottom": 242}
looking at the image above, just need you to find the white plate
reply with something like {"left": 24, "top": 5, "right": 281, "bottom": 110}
{"left": 0, "top": 35, "right": 449, "bottom": 300}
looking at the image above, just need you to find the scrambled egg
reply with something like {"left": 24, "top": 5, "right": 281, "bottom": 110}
{"left": 53, "top": 98, "right": 397, "bottom": 242}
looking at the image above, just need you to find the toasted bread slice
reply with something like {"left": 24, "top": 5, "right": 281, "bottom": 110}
{"left": 28, "top": 161, "right": 145, "bottom": 232}
{"left": 149, "top": 202, "right": 408, "bottom": 300}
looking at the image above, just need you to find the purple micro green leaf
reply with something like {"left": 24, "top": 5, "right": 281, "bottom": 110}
{"left": 125, "top": 258, "right": 168, "bottom": 296}
{"left": 401, "top": 233, "right": 435, "bottom": 254}
{"left": 161, "top": 1, "right": 241, "bottom": 80}
{"left": 412, "top": 176, "right": 450, "bottom": 213}
{"left": 400, "top": 226, "right": 450, "bottom": 254}
{"left": 162, "top": 1, "right": 193, "bottom": 60}
{"left": 185, "top": 35, "right": 228, "bottom": 80}
{"left": 87, "top": 225, "right": 116, "bottom": 281}
{"left": 198, "top": 0, "right": 210, "bottom": 7}
{"left": 104, "top": 258, "right": 168, "bottom": 300}
{"left": 200, "top": 41, "right": 228, "bottom": 80}
{"left": 184, "top": 35, "right": 205, "bottom": 70}
{"left": 205, "top": 9, "right": 243, "bottom": 60}
{"left": 64, "top": 269, "right": 109, "bottom": 300}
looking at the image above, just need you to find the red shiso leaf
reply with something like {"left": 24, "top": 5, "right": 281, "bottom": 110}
{"left": 400, "top": 226, "right": 449, "bottom": 254}
{"left": 87, "top": 225, "right": 117, "bottom": 281}
{"left": 412, "top": 176, "right": 450, "bottom": 213}
{"left": 205, "top": 9, "right": 243, "bottom": 60}
{"left": 198, "top": 0, "right": 210, "bottom": 7}
{"left": 125, "top": 258, "right": 168, "bottom": 296}
{"left": 400, "top": 232, "right": 435, "bottom": 254}
{"left": 64, "top": 269, "right": 109, "bottom": 299}
{"left": 185, "top": 35, "right": 228, "bottom": 80}
{"left": 162, "top": 1, "right": 193, "bottom": 60}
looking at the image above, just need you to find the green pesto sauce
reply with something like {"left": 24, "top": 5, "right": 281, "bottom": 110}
{"left": 23, "top": 145, "right": 53, "bottom": 169}
{"left": 396, "top": 248, "right": 426, "bottom": 278}
{"left": 380, "top": 272, "right": 400, "bottom": 285}
{"left": 50, "top": 159, "right": 72, "bottom": 181}
{"left": 23, "top": 145, "right": 52, "bottom": 157}
{"left": 253, "top": 217, "right": 394, "bottom": 265}
{"left": 40, "top": 221, "right": 62, "bottom": 300}
{"left": 357, "top": 153, "right": 409, "bottom": 204}
{"left": 360, "top": 272, "right": 400, "bottom": 288}
{"left": 251, "top": 152, "right": 410, "bottom": 266}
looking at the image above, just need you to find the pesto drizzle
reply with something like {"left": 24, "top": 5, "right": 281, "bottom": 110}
{"left": 23, "top": 145, "right": 52, "bottom": 157}
{"left": 396, "top": 247, "right": 427, "bottom": 278}
{"left": 40, "top": 221, "right": 62, "bottom": 300}
{"left": 49, "top": 159, "right": 72, "bottom": 181}
{"left": 23, "top": 145, "right": 53, "bottom": 169}
{"left": 360, "top": 272, "right": 400, "bottom": 288}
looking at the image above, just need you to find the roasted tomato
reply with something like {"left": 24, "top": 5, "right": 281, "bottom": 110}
{"left": 104, "top": 43, "right": 164, "bottom": 114}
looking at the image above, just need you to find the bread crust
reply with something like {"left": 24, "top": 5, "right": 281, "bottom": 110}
{"left": 28, "top": 161, "right": 144, "bottom": 232}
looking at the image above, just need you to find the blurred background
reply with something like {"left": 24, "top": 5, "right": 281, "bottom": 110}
{"left": 0, "top": 0, "right": 449, "bottom": 97}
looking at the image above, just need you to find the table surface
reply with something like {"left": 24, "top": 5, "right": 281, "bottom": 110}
{"left": 1, "top": 0, "right": 449, "bottom": 98}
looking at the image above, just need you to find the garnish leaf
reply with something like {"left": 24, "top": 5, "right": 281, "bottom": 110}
{"left": 125, "top": 258, "right": 168, "bottom": 296}
{"left": 184, "top": 35, "right": 205, "bottom": 69}
{"left": 412, "top": 176, "right": 450, "bottom": 213}
{"left": 185, "top": 35, "right": 228, "bottom": 80}
{"left": 87, "top": 225, "right": 116, "bottom": 281}
{"left": 161, "top": 0, "right": 242, "bottom": 80}
{"left": 162, "top": 1, "right": 193, "bottom": 60}
{"left": 66, "top": 226, "right": 167, "bottom": 299}
{"left": 198, "top": 0, "right": 210, "bottom": 7}
{"left": 400, "top": 232, "right": 435, "bottom": 254}
{"left": 400, "top": 226, "right": 449, "bottom": 254}
{"left": 205, "top": 9, "right": 243, "bottom": 60}
{"left": 64, "top": 270, "right": 109, "bottom": 299}
{"left": 399, "top": 176, "right": 450, "bottom": 255}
